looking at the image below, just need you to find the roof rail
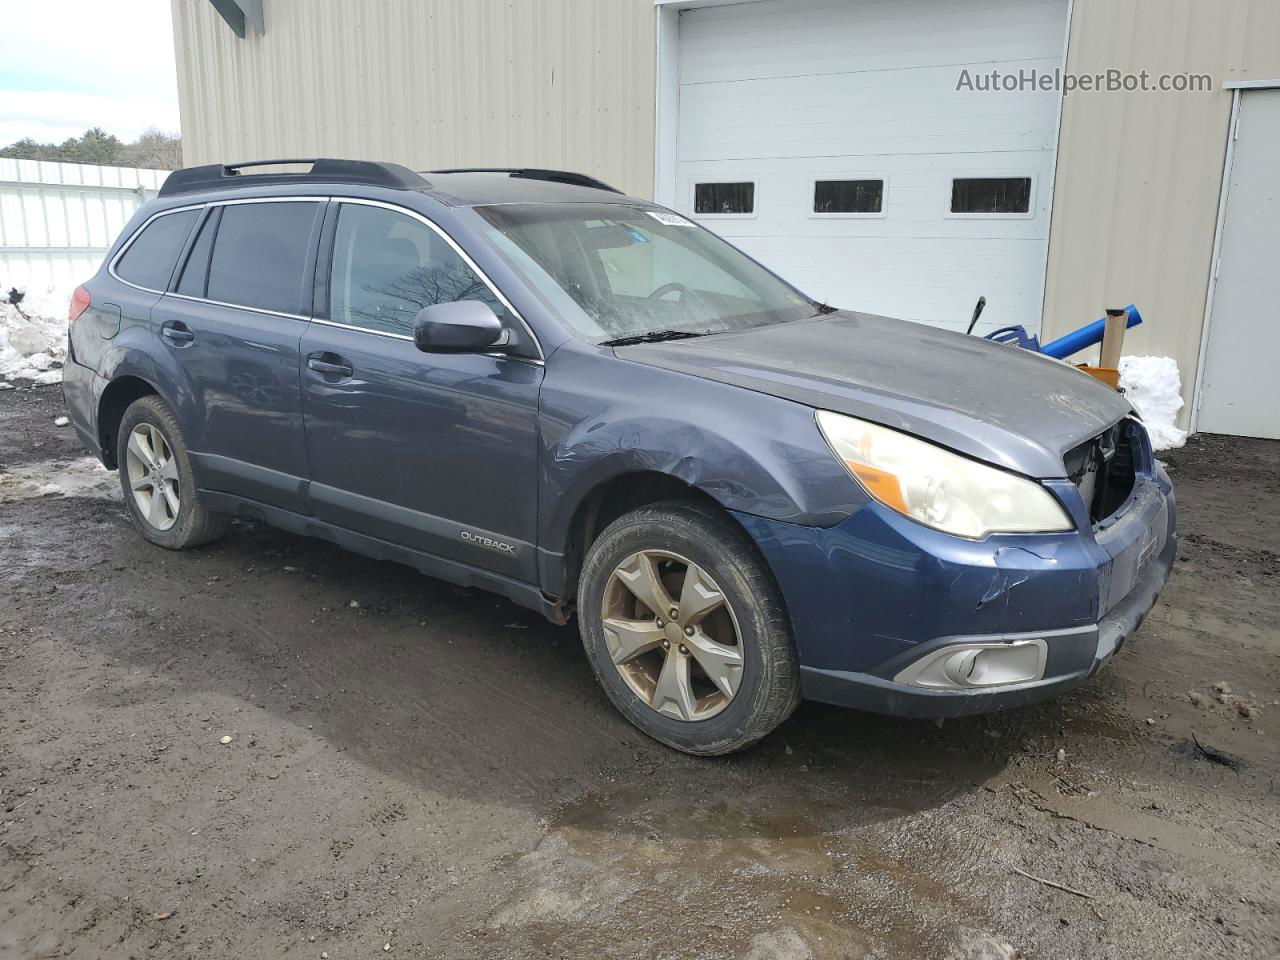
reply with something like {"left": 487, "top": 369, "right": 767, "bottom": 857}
{"left": 430, "top": 167, "right": 624, "bottom": 195}
{"left": 158, "top": 159, "right": 429, "bottom": 197}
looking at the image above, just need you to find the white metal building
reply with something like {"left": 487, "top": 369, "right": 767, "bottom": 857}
{"left": 170, "top": 0, "right": 1280, "bottom": 438}
{"left": 0, "top": 159, "right": 166, "bottom": 314}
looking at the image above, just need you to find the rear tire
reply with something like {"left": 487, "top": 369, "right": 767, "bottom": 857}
{"left": 578, "top": 501, "right": 800, "bottom": 755}
{"left": 116, "top": 395, "right": 230, "bottom": 550}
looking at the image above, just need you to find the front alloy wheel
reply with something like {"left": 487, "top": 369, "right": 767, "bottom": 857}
{"left": 578, "top": 502, "right": 800, "bottom": 755}
{"left": 603, "top": 550, "right": 744, "bottom": 721}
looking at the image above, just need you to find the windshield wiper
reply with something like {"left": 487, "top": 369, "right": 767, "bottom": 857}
{"left": 600, "top": 329, "right": 707, "bottom": 347}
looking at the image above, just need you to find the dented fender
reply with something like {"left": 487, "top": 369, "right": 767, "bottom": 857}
{"left": 534, "top": 340, "right": 867, "bottom": 593}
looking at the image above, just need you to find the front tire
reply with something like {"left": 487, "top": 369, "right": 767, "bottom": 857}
{"left": 116, "top": 395, "right": 229, "bottom": 550}
{"left": 578, "top": 501, "right": 800, "bottom": 755}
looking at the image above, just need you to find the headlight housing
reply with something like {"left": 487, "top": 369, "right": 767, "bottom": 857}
{"left": 816, "top": 410, "right": 1073, "bottom": 539}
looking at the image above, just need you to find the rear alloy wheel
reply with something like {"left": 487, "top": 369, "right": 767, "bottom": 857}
{"left": 579, "top": 501, "right": 800, "bottom": 755}
{"left": 125, "top": 422, "right": 181, "bottom": 531}
{"left": 116, "top": 395, "right": 230, "bottom": 550}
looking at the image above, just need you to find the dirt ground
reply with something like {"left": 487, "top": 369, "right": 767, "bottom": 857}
{"left": 0, "top": 381, "right": 1276, "bottom": 960}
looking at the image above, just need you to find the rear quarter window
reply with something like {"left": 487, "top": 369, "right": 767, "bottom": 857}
{"left": 114, "top": 209, "right": 200, "bottom": 291}
{"left": 205, "top": 201, "right": 323, "bottom": 315}
{"left": 176, "top": 208, "right": 219, "bottom": 298}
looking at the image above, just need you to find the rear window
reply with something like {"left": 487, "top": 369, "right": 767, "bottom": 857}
{"left": 114, "top": 209, "right": 200, "bottom": 290}
{"left": 206, "top": 201, "right": 322, "bottom": 314}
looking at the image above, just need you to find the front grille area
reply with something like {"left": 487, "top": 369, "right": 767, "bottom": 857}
{"left": 1065, "top": 421, "right": 1137, "bottom": 524}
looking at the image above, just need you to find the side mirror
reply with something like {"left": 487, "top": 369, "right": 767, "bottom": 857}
{"left": 412, "top": 300, "right": 506, "bottom": 353}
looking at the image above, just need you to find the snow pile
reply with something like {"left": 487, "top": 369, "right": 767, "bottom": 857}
{"left": 1, "top": 299, "right": 67, "bottom": 385}
{"left": 0, "top": 457, "right": 118, "bottom": 503}
{"left": 1119, "top": 355, "right": 1187, "bottom": 451}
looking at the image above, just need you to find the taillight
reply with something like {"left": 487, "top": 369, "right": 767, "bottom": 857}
{"left": 68, "top": 285, "right": 92, "bottom": 329}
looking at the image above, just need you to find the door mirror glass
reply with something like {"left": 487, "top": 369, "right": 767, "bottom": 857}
{"left": 413, "top": 300, "right": 506, "bottom": 353}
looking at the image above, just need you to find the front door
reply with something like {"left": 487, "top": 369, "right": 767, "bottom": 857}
{"left": 299, "top": 199, "right": 543, "bottom": 583}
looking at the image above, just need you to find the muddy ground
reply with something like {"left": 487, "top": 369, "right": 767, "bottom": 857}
{"left": 0, "top": 381, "right": 1276, "bottom": 959}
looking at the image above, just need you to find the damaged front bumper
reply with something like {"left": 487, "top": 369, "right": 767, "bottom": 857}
{"left": 733, "top": 462, "right": 1177, "bottom": 719}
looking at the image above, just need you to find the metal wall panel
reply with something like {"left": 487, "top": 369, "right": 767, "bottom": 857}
{"left": 169, "top": 0, "right": 658, "bottom": 197}
{"left": 0, "top": 159, "right": 166, "bottom": 312}
{"left": 1042, "top": 0, "right": 1280, "bottom": 427}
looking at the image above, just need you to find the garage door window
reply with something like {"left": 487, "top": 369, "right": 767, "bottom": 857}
{"left": 949, "top": 177, "right": 1033, "bottom": 217}
{"left": 812, "top": 179, "right": 884, "bottom": 217}
{"left": 694, "top": 182, "right": 755, "bottom": 216}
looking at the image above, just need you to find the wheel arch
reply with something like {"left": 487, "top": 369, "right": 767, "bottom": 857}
{"left": 546, "top": 465, "right": 766, "bottom": 606}
{"left": 97, "top": 375, "right": 163, "bottom": 469}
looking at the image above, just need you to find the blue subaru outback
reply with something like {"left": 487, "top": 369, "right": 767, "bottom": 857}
{"left": 62, "top": 160, "right": 1175, "bottom": 754}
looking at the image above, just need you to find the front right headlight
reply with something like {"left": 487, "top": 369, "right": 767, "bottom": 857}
{"left": 816, "top": 410, "right": 1073, "bottom": 539}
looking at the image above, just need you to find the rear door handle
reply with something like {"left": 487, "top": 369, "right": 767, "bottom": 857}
{"left": 307, "top": 356, "right": 354, "bottom": 378}
{"left": 161, "top": 321, "right": 195, "bottom": 344}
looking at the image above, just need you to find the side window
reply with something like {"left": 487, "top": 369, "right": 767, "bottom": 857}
{"left": 114, "top": 209, "right": 200, "bottom": 290}
{"left": 329, "top": 203, "right": 501, "bottom": 337}
{"left": 206, "top": 201, "right": 322, "bottom": 314}
{"left": 176, "top": 208, "right": 218, "bottom": 298}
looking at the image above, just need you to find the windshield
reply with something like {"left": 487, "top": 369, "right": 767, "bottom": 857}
{"left": 474, "top": 203, "right": 819, "bottom": 341}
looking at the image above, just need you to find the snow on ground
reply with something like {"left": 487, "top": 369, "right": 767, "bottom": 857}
{"left": 1119, "top": 355, "right": 1188, "bottom": 451}
{"left": 0, "top": 456, "right": 118, "bottom": 503}
{"left": 1, "top": 298, "right": 68, "bottom": 385}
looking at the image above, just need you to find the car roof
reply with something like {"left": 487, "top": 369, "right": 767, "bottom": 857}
{"left": 155, "top": 159, "right": 644, "bottom": 208}
{"left": 422, "top": 171, "right": 639, "bottom": 207}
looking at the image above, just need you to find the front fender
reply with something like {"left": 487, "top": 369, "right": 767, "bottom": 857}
{"left": 537, "top": 342, "right": 867, "bottom": 589}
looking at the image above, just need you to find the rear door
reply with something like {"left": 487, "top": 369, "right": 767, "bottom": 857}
{"left": 298, "top": 199, "right": 543, "bottom": 582}
{"left": 154, "top": 198, "right": 325, "bottom": 511}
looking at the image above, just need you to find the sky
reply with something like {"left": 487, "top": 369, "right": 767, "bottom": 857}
{"left": 0, "top": 0, "right": 181, "bottom": 148}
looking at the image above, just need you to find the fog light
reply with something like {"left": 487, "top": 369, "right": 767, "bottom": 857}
{"left": 895, "top": 638, "right": 1048, "bottom": 690}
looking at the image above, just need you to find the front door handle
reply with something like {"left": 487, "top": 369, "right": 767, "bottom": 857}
{"left": 307, "top": 356, "right": 354, "bottom": 378}
{"left": 161, "top": 321, "right": 195, "bottom": 344}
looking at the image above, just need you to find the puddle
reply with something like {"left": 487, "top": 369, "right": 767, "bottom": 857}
{"left": 507, "top": 779, "right": 994, "bottom": 957}
{"left": 0, "top": 457, "right": 119, "bottom": 503}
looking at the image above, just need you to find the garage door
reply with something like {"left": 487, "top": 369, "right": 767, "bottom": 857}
{"left": 673, "top": 0, "right": 1069, "bottom": 334}
{"left": 1195, "top": 89, "right": 1280, "bottom": 440}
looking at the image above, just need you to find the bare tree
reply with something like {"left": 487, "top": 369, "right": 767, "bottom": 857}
{"left": 349, "top": 265, "right": 495, "bottom": 334}
{"left": 123, "top": 128, "right": 184, "bottom": 170}
{"left": 0, "top": 128, "right": 182, "bottom": 169}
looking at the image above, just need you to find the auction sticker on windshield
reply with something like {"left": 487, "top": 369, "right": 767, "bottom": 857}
{"left": 646, "top": 210, "right": 695, "bottom": 227}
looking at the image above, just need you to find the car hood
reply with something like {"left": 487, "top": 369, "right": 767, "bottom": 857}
{"left": 613, "top": 311, "right": 1133, "bottom": 479}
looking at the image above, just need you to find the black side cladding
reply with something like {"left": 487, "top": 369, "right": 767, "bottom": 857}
{"left": 159, "top": 159, "right": 429, "bottom": 197}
